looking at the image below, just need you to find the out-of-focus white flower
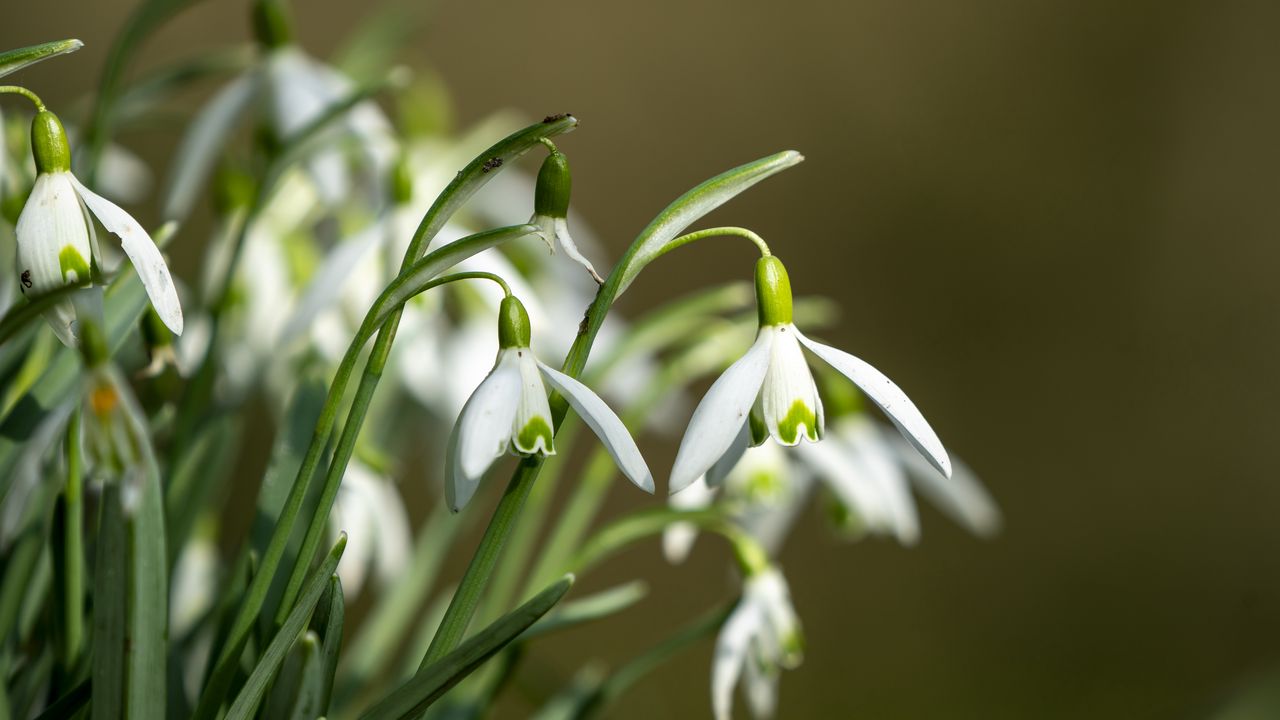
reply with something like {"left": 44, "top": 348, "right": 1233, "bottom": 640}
{"left": 713, "top": 567, "right": 804, "bottom": 720}
{"left": 329, "top": 460, "right": 412, "bottom": 597}
{"left": 15, "top": 110, "right": 181, "bottom": 346}
{"left": 671, "top": 255, "right": 949, "bottom": 494}
{"left": 445, "top": 295, "right": 652, "bottom": 511}
{"left": 170, "top": 529, "right": 219, "bottom": 638}
{"left": 164, "top": 8, "right": 396, "bottom": 220}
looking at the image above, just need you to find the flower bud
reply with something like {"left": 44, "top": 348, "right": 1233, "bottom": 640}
{"left": 30, "top": 110, "right": 70, "bottom": 174}
{"left": 497, "top": 294, "right": 531, "bottom": 349}
{"left": 755, "top": 255, "right": 793, "bottom": 326}
{"left": 533, "top": 150, "right": 571, "bottom": 220}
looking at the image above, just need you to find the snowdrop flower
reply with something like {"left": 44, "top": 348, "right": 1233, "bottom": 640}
{"left": 528, "top": 143, "right": 602, "bottom": 283}
{"left": 714, "top": 567, "right": 804, "bottom": 720}
{"left": 670, "top": 255, "right": 949, "bottom": 494}
{"left": 164, "top": 0, "right": 395, "bottom": 220}
{"left": 15, "top": 110, "right": 182, "bottom": 346}
{"left": 329, "top": 460, "right": 412, "bottom": 597}
{"left": 445, "top": 294, "right": 652, "bottom": 511}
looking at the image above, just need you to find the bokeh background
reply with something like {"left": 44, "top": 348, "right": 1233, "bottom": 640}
{"left": 5, "top": 1, "right": 1280, "bottom": 717}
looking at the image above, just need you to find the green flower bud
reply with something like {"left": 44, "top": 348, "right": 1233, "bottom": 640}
{"left": 533, "top": 150, "right": 571, "bottom": 219}
{"left": 755, "top": 255, "right": 793, "bottom": 326}
{"left": 497, "top": 295, "right": 531, "bottom": 349}
{"left": 252, "top": 0, "right": 293, "bottom": 50}
{"left": 30, "top": 110, "right": 70, "bottom": 174}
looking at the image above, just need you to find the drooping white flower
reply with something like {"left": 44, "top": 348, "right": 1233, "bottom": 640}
{"left": 670, "top": 255, "right": 950, "bottom": 494}
{"left": 163, "top": 6, "right": 396, "bottom": 220}
{"left": 14, "top": 110, "right": 182, "bottom": 346}
{"left": 528, "top": 146, "right": 602, "bottom": 282}
{"left": 329, "top": 460, "right": 412, "bottom": 597}
{"left": 445, "top": 295, "right": 652, "bottom": 511}
{"left": 713, "top": 567, "right": 804, "bottom": 720}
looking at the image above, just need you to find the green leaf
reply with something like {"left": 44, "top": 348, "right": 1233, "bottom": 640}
{"left": 615, "top": 150, "right": 803, "bottom": 296}
{"left": 91, "top": 486, "right": 127, "bottom": 720}
{"left": 261, "top": 631, "right": 320, "bottom": 720}
{"left": 358, "top": 575, "right": 574, "bottom": 720}
{"left": 252, "top": 376, "right": 327, "bottom": 561}
{"left": 127, "top": 455, "right": 169, "bottom": 718}
{"left": 521, "top": 581, "right": 648, "bottom": 641}
{"left": 0, "top": 39, "right": 83, "bottom": 80}
{"left": 223, "top": 536, "right": 346, "bottom": 720}
{"left": 33, "top": 679, "right": 91, "bottom": 720}
{"left": 309, "top": 575, "right": 345, "bottom": 715}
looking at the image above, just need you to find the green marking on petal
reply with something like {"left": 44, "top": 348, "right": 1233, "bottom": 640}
{"left": 748, "top": 405, "right": 769, "bottom": 447}
{"left": 744, "top": 469, "right": 783, "bottom": 502}
{"left": 775, "top": 400, "right": 820, "bottom": 445}
{"left": 514, "top": 415, "right": 554, "bottom": 455}
{"left": 58, "top": 245, "right": 90, "bottom": 283}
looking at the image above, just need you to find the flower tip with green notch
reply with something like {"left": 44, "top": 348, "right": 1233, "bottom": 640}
{"left": 445, "top": 294, "right": 653, "bottom": 512}
{"left": 15, "top": 109, "right": 182, "bottom": 345}
{"left": 669, "top": 253, "right": 950, "bottom": 495}
{"left": 529, "top": 144, "right": 603, "bottom": 283}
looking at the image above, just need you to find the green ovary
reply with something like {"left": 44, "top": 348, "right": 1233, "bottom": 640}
{"left": 776, "top": 400, "right": 820, "bottom": 444}
{"left": 514, "top": 416, "right": 555, "bottom": 455}
{"left": 59, "top": 245, "right": 90, "bottom": 283}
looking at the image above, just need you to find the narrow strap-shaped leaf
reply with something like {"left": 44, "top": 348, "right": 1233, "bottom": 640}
{"left": 223, "top": 536, "right": 346, "bottom": 720}
{"left": 309, "top": 575, "right": 345, "bottom": 715}
{"left": 359, "top": 575, "right": 574, "bottom": 720}
{"left": 521, "top": 581, "right": 648, "bottom": 641}
{"left": 261, "top": 630, "right": 319, "bottom": 719}
{"left": 91, "top": 486, "right": 126, "bottom": 720}
{"left": 126, "top": 456, "right": 169, "bottom": 719}
{"left": 0, "top": 39, "right": 82, "bottom": 80}
{"left": 251, "top": 376, "right": 327, "bottom": 560}
{"left": 33, "top": 679, "right": 91, "bottom": 720}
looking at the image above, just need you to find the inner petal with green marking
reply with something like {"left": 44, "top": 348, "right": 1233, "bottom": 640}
{"left": 59, "top": 244, "right": 90, "bottom": 283}
{"left": 775, "top": 399, "right": 821, "bottom": 445}
{"left": 512, "top": 415, "right": 554, "bottom": 455}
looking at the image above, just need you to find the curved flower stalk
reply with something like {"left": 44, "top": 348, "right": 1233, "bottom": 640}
{"left": 13, "top": 108, "right": 182, "bottom": 346}
{"left": 163, "top": 0, "right": 396, "bottom": 220}
{"left": 446, "top": 293, "right": 653, "bottom": 511}
{"left": 670, "top": 254, "right": 950, "bottom": 494}
{"left": 329, "top": 459, "right": 412, "bottom": 598}
{"left": 714, "top": 567, "right": 804, "bottom": 720}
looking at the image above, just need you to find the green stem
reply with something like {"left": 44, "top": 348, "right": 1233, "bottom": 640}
{"left": 0, "top": 85, "right": 46, "bottom": 110}
{"left": 53, "top": 410, "right": 84, "bottom": 673}
{"left": 665, "top": 226, "right": 770, "bottom": 257}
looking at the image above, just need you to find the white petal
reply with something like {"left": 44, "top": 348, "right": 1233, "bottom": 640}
{"left": 662, "top": 475, "right": 717, "bottom": 564}
{"left": 794, "top": 439, "right": 894, "bottom": 536}
{"left": 888, "top": 433, "right": 1002, "bottom": 537}
{"left": 456, "top": 352, "right": 522, "bottom": 482}
{"left": 70, "top": 175, "right": 183, "bottom": 336}
{"left": 443, "top": 407, "right": 474, "bottom": 512}
{"left": 706, "top": 421, "right": 751, "bottom": 489}
{"left": 552, "top": 217, "right": 602, "bottom": 283}
{"left": 760, "top": 326, "right": 823, "bottom": 446}
{"left": 512, "top": 353, "right": 555, "bottom": 456}
{"left": 280, "top": 223, "right": 382, "bottom": 345}
{"left": 713, "top": 601, "right": 760, "bottom": 720}
{"left": 16, "top": 174, "right": 91, "bottom": 293}
{"left": 742, "top": 650, "right": 779, "bottom": 719}
{"left": 163, "top": 71, "right": 257, "bottom": 220}
{"left": 670, "top": 331, "right": 772, "bottom": 494}
{"left": 843, "top": 418, "right": 919, "bottom": 546}
{"left": 538, "top": 359, "right": 654, "bottom": 493}
{"left": 796, "top": 329, "right": 951, "bottom": 478}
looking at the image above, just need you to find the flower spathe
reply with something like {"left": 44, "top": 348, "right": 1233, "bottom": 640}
{"left": 15, "top": 110, "right": 182, "bottom": 346}
{"left": 445, "top": 295, "right": 653, "bottom": 511}
{"left": 529, "top": 147, "right": 602, "bottom": 283}
{"left": 670, "top": 255, "right": 950, "bottom": 494}
{"left": 713, "top": 567, "right": 804, "bottom": 720}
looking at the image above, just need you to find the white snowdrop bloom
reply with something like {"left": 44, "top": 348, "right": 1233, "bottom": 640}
{"left": 329, "top": 460, "right": 412, "bottom": 597}
{"left": 15, "top": 110, "right": 181, "bottom": 346}
{"left": 163, "top": 6, "right": 396, "bottom": 221}
{"left": 445, "top": 295, "right": 652, "bottom": 511}
{"left": 170, "top": 532, "right": 219, "bottom": 638}
{"left": 528, "top": 147, "right": 602, "bottom": 282}
{"left": 713, "top": 567, "right": 804, "bottom": 720}
{"left": 670, "top": 255, "right": 950, "bottom": 494}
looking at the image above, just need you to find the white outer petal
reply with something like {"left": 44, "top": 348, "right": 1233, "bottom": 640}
{"left": 887, "top": 432, "right": 1002, "bottom": 537}
{"left": 163, "top": 71, "right": 257, "bottom": 220}
{"left": 15, "top": 173, "right": 90, "bottom": 344}
{"left": 538, "top": 359, "right": 654, "bottom": 493}
{"left": 456, "top": 352, "right": 522, "bottom": 482}
{"left": 706, "top": 421, "right": 751, "bottom": 489}
{"left": 70, "top": 175, "right": 183, "bottom": 335}
{"left": 842, "top": 418, "right": 920, "bottom": 546}
{"left": 713, "top": 601, "right": 760, "bottom": 720}
{"left": 670, "top": 331, "right": 773, "bottom": 494}
{"left": 795, "top": 329, "right": 951, "bottom": 478}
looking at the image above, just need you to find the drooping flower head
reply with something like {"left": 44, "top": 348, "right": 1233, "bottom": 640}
{"left": 713, "top": 566, "right": 804, "bottom": 720}
{"left": 528, "top": 144, "right": 603, "bottom": 283}
{"left": 15, "top": 109, "right": 182, "bottom": 345}
{"left": 445, "top": 294, "right": 653, "bottom": 511}
{"left": 670, "top": 253, "right": 950, "bottom": 494}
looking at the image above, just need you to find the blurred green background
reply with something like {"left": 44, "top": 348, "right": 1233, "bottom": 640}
{"left": 5, "top": 0, "right": 1280, "bottom": 717}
